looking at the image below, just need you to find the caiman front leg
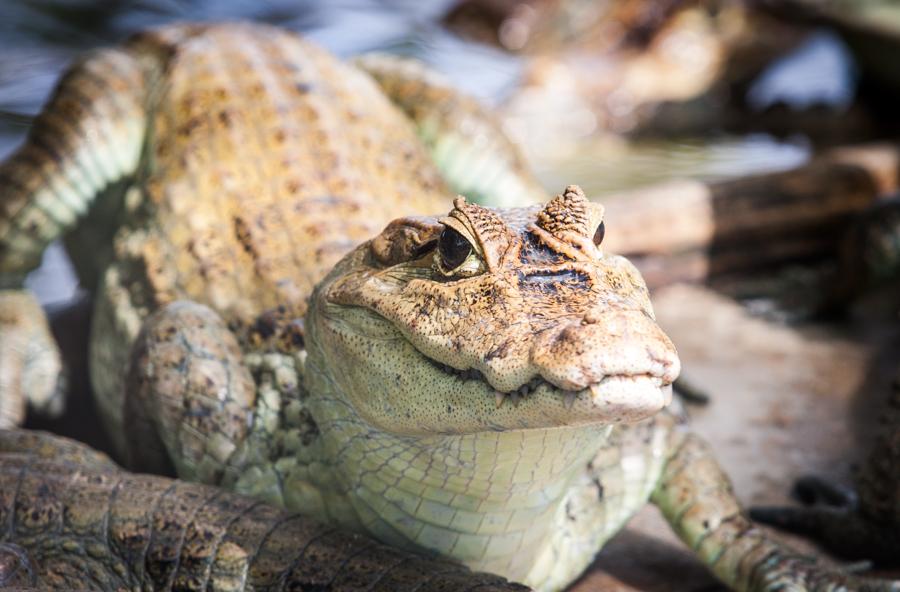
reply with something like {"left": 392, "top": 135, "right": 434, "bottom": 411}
{"left": 0, "top": 42, "right": 149, "bottom": 425}
{"left": 0, "top": 291, "right": 64, "bottom": 427}
{"left": 655, "top": 433, "right": 900, "bottom": 591}
{"left": 125, "top": 300, "right": 257, "bottom": 484}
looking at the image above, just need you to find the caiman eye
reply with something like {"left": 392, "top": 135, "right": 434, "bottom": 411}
{"left": 593, "top": 221, "right": 605, "bottom": 246}
{"left": 438, "top": 226, "right": 473, "bottom": 271}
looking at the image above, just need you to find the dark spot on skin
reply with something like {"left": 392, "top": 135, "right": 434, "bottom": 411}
{"left": 447, "top": 405, "right": 452, "bottom": 414}
{"left": 485, "top": 340, "right": 511, "bottom": 362}
{"left": 233, "top": 216, "right": 258, "bottom": 258}
{"left": 592, "top": 477, "right": 604, "bottom": 500}
{"left": 178, "top": 117, "right": 202, "bottom": 137}
{"left": 281, "top": 320, "right": 305, "bottom": 350}
{"left": 217, "top": 110, "right": 232, "bottom": 127}
{"left": 251, "top": 314, "right": 277, "bottom": 340}
{"left": 702, "top": 520, "right": 709, "bottom": 530}
{"left": 295, "top": 82, "right": 312, "bottom": 93}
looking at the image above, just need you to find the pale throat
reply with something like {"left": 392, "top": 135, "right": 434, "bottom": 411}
{"left": 313, "top": 381, "right": 613, "bottom": 558}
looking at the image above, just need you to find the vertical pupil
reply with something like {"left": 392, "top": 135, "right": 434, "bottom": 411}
{"left": 439, "top": 227, "right": 472, "bottom": 269}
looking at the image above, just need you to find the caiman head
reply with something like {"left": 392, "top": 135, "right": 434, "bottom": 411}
{"left": 306, "top": 185, "right": 680, "bottom": 435}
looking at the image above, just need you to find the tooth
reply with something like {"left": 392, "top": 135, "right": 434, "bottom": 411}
{"left": 495, "top": 391, "right": 506, "bottom": 409}
{"left": 510, "top": 391, "right": 520, "bottom": 407}
{"left": 519, "top": 385, "right": 529, "bottom": 398}
{"left": 564, "top": 392, "right": 577, "bottom": 409}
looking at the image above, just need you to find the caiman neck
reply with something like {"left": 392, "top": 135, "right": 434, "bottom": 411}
{"left": 304, "top": 346, "right": 612, "bottom": 581}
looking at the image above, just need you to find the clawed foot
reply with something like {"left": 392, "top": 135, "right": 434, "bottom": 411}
{"left": 0, "top": 291, "right": 66, "bottom": 427}
{"left": 751, "top": 475, "right": 900, "bottom": 567}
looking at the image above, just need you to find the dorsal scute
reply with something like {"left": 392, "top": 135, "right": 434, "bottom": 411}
{"left": 450, "top": 196, "right": 513, "bottom": 267}
{"left": 536, "top": 185, "right": 598, "bottom": 240}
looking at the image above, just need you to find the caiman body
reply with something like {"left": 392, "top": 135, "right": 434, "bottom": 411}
{"left": 0, "top": 22, "right": 895, "bottom": 592}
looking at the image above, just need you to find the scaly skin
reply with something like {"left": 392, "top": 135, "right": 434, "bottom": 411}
{"left": 0, "top": 428, "right": 527, "bottom": 591}
{"left": 0, "top": 22, "right": 896, "bottom": 592}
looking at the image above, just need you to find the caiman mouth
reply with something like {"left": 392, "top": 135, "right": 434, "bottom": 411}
{"left": 428, "top": 358, "right": 672, "bottom": 411}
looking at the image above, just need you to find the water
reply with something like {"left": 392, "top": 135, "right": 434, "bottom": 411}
{"left": 533, "top": 134, "right": 812, "bottom": 198}
{"left": 747, "top": 30, "right": 857, "bottom": 111}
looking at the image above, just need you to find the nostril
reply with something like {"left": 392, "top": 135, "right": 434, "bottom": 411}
{"left": 649, "top": 347, "right": 681, "bottom": 382}
{"left": 559, "top": 325, "right": 580, "bottom": 343}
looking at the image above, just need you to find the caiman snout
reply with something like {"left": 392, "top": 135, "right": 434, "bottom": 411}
{"left": 530, "top": 309, "right": 680, "bottom": 392}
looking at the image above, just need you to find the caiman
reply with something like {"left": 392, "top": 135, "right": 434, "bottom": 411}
{"left": 0, "top": 22, "right": 894, "bottom": 591}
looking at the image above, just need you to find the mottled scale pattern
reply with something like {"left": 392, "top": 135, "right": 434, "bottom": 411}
{"left": 0, "top": 429, "right": 528, "bottom": 591}
{"left": 125, "top": 23, "right": 449, "bottom": 323}
{"left": 80, "top": 23, "right": 456, "bottom": 452}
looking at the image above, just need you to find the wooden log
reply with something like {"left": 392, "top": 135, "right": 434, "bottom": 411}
{"left": 601, "top": 143, "right": 900, "bottom": 288}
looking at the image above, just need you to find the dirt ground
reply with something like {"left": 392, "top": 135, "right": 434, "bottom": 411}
{"left": 25, "top": 281, "right": 900, "bottom": 591}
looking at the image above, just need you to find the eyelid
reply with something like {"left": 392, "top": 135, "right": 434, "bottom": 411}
{"left": 436, "top": 250, "right": 485, "bottom": 278}
{"left": 439, "top": 216, "right": 481, "bottom": 255}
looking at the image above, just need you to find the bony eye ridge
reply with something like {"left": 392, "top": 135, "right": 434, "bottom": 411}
{"left": 438, "top": 226, "right": 473, "bottom": 271}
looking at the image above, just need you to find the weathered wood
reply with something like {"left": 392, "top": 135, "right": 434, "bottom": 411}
{"left": 602, "top": 143, "right": 900, "bottom": 287}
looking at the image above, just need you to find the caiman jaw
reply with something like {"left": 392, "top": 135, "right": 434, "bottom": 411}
{"left": 497, "top": 376, "right": 672, "bottom": 412}
{"left": 430, "top": 358, "right": 674, "bottom": 416}
{"left": 316, "top": 186, "right": 682, "bottom": 433}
